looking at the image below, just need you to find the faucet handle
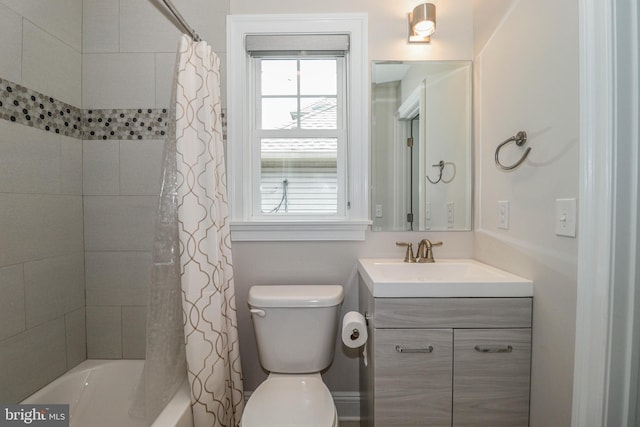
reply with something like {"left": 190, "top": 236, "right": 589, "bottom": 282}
{"left": 395, "top": 241, "right": 416, "bottom": 263}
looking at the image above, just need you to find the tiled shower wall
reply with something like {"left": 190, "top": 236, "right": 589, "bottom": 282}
{"left": 81, "top": 0, "right": 228, "bottom": 359}
{"left": 0, "top": 0, "right": 230, "bottom": 402}
{"left": 0, "top": 0, "right": 85, "bottom": 403}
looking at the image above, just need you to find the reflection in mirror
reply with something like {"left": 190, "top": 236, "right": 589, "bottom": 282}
{"left": 371, "top": 61, "right": 472, "bottom": 231}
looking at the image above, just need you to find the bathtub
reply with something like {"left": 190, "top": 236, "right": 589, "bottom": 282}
{"left": 22, "top": 360, "right": 193, "bottom": 427}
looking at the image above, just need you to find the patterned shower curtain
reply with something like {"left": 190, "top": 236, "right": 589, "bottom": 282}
{"left": 174, "top": 35, "right": 244, "bottom": 427}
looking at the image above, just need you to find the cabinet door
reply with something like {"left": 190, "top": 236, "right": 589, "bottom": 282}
{"left": 374, "top": 329, "right": 453, "bottom": 427}
{"left": 453, "top": 328, "right": 531, "bottom": 427}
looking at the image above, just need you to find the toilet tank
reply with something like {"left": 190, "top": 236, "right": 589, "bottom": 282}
{"left": 248, "top": 285, "right": 344, "bottom": 374}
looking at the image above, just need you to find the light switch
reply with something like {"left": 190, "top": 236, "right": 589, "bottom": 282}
{"left": 498, "top": 200, "right": 509, "bottom": 229}
{"left": 555, "top": 198, "right": 577, "bottom": 237}
{"left": 375, "top": 204, "right": 383, "bottom": 218}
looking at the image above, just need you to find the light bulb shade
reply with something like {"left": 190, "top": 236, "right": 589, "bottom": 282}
{"left": 408, "top": 3, "right": 436, "bottom": 43}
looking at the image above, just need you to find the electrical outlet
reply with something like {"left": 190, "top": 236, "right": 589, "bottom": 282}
{"left": 498, "top": 200, "right": 509, "bottom": 229}
{"left": 555, "top": 198, "right": 577, "bottom": 237}
{"left": 375, "top": 204, "right": 383, "bottom": 218}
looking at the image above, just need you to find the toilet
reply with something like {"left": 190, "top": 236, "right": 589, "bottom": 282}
{"left": 241, "top": 285, "right": 344, "bottom": 427}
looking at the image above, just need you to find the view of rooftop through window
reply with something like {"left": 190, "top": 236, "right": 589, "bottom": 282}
{"left": 258, "top": 58, "right": 341, "bottom": 214}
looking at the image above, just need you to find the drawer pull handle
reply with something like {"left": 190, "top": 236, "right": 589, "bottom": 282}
{"left": 396, "top": 345, "right": 434, "bottom": 354}
{"left": 474, "top": 345, "right": 513, "bottom": 353}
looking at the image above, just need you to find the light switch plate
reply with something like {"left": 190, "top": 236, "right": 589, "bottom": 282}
{"left": 555, "top": 198, "right": 577, "bottom": 237}
{"left": 375, "top": 204, "right": 383, "bottom": 218}
{"left": 498, "top": 200, "right": 509, "bottom": 229}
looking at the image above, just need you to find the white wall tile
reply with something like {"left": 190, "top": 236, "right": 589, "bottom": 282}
{"left": 0, "top": 0, "right": 82, "bottom": 52}
{"left": 122, "top": 306, "right": 146, "bottom": 359}
{"left": 65, "top": 307, "right": 86, "bottom": 369}
{"left": 24, "top": 253, "right": 85, "bottom": 328}
{"left": 83, "top": 196, "right": 156, "bottom": 251}
{"left": 120, "top": 139, "right": 164, "bottom": 195}
{"left": 83, "top": 139, "right": 120, "bottom": 195}
{"left": 155, "top": 53, "right": 176, "bottom": 108}
{"left": 0, "top": 194, "right": 84, "bottom": 266}
{"left": 0, "top": 264, "right": 25, "bottom": 341}
{"left": 0, "top": 318, "right": 67, "bottom": 402}
{"left": 22, "top": 21, "right": 82, "bottom": 107}
{"left": 0, "top": 121, "right": 61, "bottom": 194}
{"left": 82, "top": 53, "right": 156, "bottom": 109}
{"left": 86, "top": 306, "right": 122, "bottom": 359}
{"left": 85, "top": 251, "right": 151, "bottom": 306}
{"left": 119, "top": 0, "right": 181, "bottom": 53}
{"left": 0, "top": 3, "right": 22, "bottom": 83}
{"left": 60, "top": 136, "right": 82, "bottom": 195}
{"left": 83, "top": 0, "right": 119, "bottom": 53}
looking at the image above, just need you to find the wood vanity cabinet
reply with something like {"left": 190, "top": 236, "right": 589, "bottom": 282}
{"left": 359, "top": 279, "right": 532, "bottom": 427}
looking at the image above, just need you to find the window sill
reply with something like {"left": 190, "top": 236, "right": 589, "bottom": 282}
{"left": 229, "top": 220, "right": 371, "bottom": 241}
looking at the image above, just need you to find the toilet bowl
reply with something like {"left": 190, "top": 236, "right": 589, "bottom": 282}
{"left": 241, "top": 374, "right": 337, "bottom": 427}
{"left": 241, "top": 285, "right": 344, "bottom": 427}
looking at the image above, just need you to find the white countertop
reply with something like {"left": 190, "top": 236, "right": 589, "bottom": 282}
{"left": 357, "top": 258, "right": 533, "bottom": 298}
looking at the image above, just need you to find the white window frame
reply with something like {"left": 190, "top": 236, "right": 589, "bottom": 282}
{"left": 227, "top": 14, "right": 370, "bottom": 241}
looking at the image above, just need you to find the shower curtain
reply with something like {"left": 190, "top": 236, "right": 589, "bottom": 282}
{"left": 174, "top": 35, "right": 244, "bottom": 427}
{"left": 133, "top": 35, "right": 244, "bottom": 427}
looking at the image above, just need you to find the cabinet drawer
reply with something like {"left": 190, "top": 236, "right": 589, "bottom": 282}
{"left": 374, "top": 298, "right": 532, "bottom": 329}
{"left": 374, "top": 329, "right": 452, "bottom": 426}
{"left": 453, "top": 329, "right": 531, "bottom": 426}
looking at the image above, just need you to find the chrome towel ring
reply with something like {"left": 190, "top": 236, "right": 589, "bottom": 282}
{"left": 495, "top": 131, "right": 531, "bottom": 171}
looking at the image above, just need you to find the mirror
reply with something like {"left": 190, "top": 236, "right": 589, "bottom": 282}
{"left": 371, "top": 60, "right": 472, "bottom": 231}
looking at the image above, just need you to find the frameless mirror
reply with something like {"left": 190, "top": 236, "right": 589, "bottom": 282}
{"left": 371, "top": 60, "right": 472, "bottom": 231}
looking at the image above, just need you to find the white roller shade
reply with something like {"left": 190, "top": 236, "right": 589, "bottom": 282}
{"left": 246, "top": 34, "right": 350, "bottom": 56}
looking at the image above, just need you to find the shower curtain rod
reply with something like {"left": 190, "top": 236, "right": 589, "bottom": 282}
{"left": 160, "top": 0, "right": 201, "bottom": 42}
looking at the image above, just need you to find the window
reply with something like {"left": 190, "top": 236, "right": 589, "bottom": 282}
{"left": 227, "top": 15, "right": 369, "bottom": 240}
{"left": 256, "top": 56, "right": 344, "bottom": 216}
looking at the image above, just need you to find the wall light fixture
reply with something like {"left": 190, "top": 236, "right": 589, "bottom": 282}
{"left": 408, "top": 3, "right": 436, "bottom": 43}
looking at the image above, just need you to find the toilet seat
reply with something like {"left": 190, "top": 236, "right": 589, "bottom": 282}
{"left": 241, "top": 373, "right": 337, "bottom": 427}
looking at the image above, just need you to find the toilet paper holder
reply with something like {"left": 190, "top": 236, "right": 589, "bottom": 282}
{"left": 350, "top": 329, "right": 360, "bottom": 340}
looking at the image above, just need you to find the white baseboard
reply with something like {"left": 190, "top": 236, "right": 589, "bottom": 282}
{"left": 243, "top": 390, "right": 361, "bottom": 421}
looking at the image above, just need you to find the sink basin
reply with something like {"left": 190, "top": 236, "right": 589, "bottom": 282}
{"left": 357, "top": 258, "right": 533, "bottom": 298}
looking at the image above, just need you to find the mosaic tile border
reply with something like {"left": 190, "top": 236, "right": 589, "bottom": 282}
{"left": 0, "top": 78, "right": 226, "bottom": 141}
{"left": 1, "top": 77, "right": 83, "bottom": 138}
{"left": 84, "top": 108, "right": 168, "bottom": 140}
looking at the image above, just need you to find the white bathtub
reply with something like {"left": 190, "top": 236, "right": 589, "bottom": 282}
{"left": 22, "top": 360, "right": 193, "bottom": 427}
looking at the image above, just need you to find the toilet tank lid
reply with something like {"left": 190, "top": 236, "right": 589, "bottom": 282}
{"left": 248, "top": 285, "right": 344, "bottom": 308}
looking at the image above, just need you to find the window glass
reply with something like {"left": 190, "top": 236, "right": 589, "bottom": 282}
{"left": 260, "top": 138, "right": 338, "bottom": 214}
{"left": 261, "top": 98, "right": 298, "bottom": 129}
{"left": 260, "top": 60, "right": 297, "bottom": 95}
{"left": 257, "top": 57, "right": 342, "bottom": 215}
{"left": 260, "top": 59, "right": 338, "bottom": 130}
{"left": 300, "top": 60, "right": 337, "bottom": 95}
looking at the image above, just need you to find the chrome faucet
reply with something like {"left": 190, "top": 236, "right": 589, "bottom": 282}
{"left": 416, "top": 239, "right": 443, "bottom": 263}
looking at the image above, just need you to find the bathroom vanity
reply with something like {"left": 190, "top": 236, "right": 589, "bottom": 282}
{"left": 357, "top": 259, "right": 533, "bottom": 426}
